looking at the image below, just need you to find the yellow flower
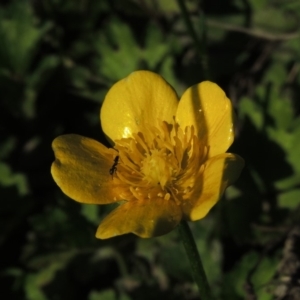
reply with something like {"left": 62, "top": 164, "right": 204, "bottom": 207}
{"left": 51, "top": 71, "right": 244, "bottom": 239}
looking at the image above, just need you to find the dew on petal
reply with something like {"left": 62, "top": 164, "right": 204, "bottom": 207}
{"left": 122, "top": 126, "right": 132, "bottom": 138}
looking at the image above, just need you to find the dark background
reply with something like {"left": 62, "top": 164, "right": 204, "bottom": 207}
{"left": 1, "top": 0, "right": 300, "bottom": 299}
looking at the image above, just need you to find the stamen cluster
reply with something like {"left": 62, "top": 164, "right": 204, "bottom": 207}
{"left": 112, "top": 121, "right": 208, "bottom": 205}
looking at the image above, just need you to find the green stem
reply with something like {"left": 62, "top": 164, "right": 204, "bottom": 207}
{"left": 178, "top": 220, "right": 213, "bottom": 300}
{"left": 176, "top": 0, "right": 210, "bottom": 80}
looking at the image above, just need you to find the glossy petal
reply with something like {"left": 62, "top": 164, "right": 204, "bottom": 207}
{"left": 51, "top": 134, "right": 117, "bottom": 204}
{"left": 100, "top": 70, "right": 179, "bottom": 143}
{"left": 182, "top": 153, "right": 244, "bottom": 221}
{"left": 96, "top": 198, "right": 182, "bottom": 239}
{"left": 176, "top": 81, "right": 235, "bottom": 157}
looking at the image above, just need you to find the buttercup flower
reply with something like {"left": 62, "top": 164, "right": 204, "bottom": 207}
{"left": 51, "top": 71, "right": 244, "bottom": 239}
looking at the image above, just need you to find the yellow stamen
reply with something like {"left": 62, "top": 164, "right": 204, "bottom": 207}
{"left": 112, "top": 121, "right": 207, "bottom": 205}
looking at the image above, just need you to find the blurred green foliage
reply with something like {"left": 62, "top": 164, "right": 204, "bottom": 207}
{"left": 1, "top": 0, "right": 300, "bottom": 299}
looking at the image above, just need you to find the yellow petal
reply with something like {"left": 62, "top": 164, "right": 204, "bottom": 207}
{"left": 96, "top": 198, "right": 182, "bottom": 239}
{"left": 182, "top": 153, "right": 244, "bottom": 221}
{"left": 51, "top": 134, "right": 117, "bottom": 204}
{"left": 176, "top": 81, "right": 235, "bottom": 157}
{"left": 100, "top": 70, "right": 179, "bottom": 143}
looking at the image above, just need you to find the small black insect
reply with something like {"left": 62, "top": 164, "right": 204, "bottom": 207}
{"left": 109, "top": 155, "right": 119, "bottom": 178}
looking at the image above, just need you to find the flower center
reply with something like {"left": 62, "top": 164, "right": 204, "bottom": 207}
{"left": 111, "top": 121, "right": 207, "bottom": 204}
{"left": 141, "top": 148, "right": 176, "bottom": 188}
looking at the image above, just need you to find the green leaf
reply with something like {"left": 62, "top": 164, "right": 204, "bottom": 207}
{"left": 143, "top": 25, "right": 171, "bottom": 69}
{"left": 81, "top": 204, "right": 100, "bottom": 225}
{"left": 222, "top": 251, "right": 277, "bottom": 299}
{"left": 0, "top": 162, "right": 29, "bottom": 195}
{"left": 25, "top": 252, "right": 76, "bottom": 300}
{"left": 278, "top": 189, "right": 300, "bottom": 209}
{"left": 253, "top": 7, "right": 297, "bottom": 33}
{"left": 263, "top": 63, "right": 287, "bottom": 87}
{"left": 25, "top": 274, "right": 48, "bottom": 300}
{"left": 159, "top": 240, "right": 192, "bottom": 281}
{"left": 89, "top": 290, "right": 115, "bottom": 300}
{"left": 89, "top": 289, "right": 131, "bottom": 300}
{"left": 0, "top": 1, "right": 51, "bottom": 75}
{"left": 239, "top": 97, "right": 264, "bottom": 130}
{"left": 93, "top": 19, "right": 141, "bottom": 81}
{"left": 268, "top": 96, "right": 294, "bottom": 131}
{"left": 0, "top": 137, "right": 16, "bottom": 160}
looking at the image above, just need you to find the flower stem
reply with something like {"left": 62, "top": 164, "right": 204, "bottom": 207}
{"left": 176, "top": 0, "right": 210, "bottom": 80}
{"left": 178, "top": 220, "right": 213, "bottom": 300}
